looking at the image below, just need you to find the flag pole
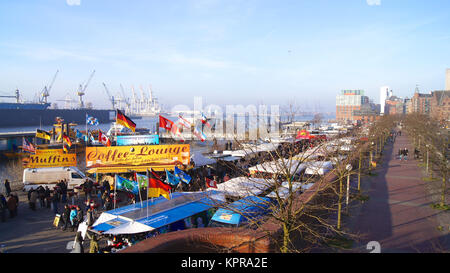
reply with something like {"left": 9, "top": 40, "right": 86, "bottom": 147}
{"left": 114, "top": 175, "right": 117, "bottom": 210}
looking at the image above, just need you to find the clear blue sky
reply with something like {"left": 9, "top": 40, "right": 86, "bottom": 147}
{"left": 0, "top": 0, "right": 449, "bottom": 112}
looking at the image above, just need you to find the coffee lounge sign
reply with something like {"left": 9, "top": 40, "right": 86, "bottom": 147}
{"left": 86, "top": 144, "right": 190, "bottom": 167}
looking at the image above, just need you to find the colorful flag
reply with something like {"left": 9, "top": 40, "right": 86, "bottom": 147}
{"left": 116, "top": 109, "right": 136, "bottom": 132}
{"left": 62, "top": 133, "right": 72, "bottom": 147}
{"left": 160, "top": 115, "right": 184, "bottom": 141}
{"left": 63, "top": 143, "right": 69, "bottom": 153}
{"left": 134, "top": 173, "right": 148, "bottom": 189}
{"left": 147, "top": 169, "right": 172, "bottom": 200}
{"left": 193, "top": 126, "right": 206, "bottom": 142}
{"left": 98, "top": 130, "right": 111, "bottom": 147}
{"left": 177, "top": 115, "right": 192, "bottom": 129}
{"left": 201, "top": 113, "right": 211, "bottom": 128}
{"left": 174, "top": 165, "right": 191, "bottom": 184}
{"left": 86, "top": 114, "right": 99, "bottom": 126}
{"left": 36, "top": 129, "right": 51, "bottom": 141}
{"left": 22, "top": 138, "right": 36, "bottom": 153}
{"left": 205, "top": 177, "right": 217, "bottom": 188}
{"left": 165, "top": 169, "right": 181, "bottom": 186}
{"left": 115, "top": 175, "right": 139, "bottom": 195}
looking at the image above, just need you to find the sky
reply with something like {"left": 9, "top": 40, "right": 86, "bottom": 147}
{"left": 0, "top": 0, "right": 449, "bottom": 113}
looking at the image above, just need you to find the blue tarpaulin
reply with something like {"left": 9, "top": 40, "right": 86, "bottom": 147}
{"left": 91, "top": 191, "right": 224, "bottom": 235}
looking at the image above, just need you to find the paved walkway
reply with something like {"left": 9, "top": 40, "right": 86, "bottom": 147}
{"left": 348, "top": 131, "right": 449, "bottom": 253}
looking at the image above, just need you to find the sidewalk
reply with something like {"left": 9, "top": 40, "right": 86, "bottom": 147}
{"left": 348, "top": 132, "right": 450, "bottom": 253}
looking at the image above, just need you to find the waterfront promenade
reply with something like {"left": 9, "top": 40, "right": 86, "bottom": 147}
{"left": 348, "top": 131, "right": 450, "bottom": 253}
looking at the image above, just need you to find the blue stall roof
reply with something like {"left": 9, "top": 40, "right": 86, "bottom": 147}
{"left": 210, "top": 196, "right": 272, "bottom": 226}
{"left": 91, "top": 191, "right": 224, "bottom": 235}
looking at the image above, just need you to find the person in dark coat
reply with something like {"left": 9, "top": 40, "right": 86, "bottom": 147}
{"left": 29, "top": 189, "right": 38, "bottom": 211}
{"left": 4, "top": 180, "right": 11, "bottom": 197}
{"left": 37, "top": 186, "right": 45, "bottom": 208}
{"left": 51, "top": 192, "right": 59, "bottom": 214}
{"left": 61, "top": 204, "right": 71, "bottom": 231}
{"left": 44, "top": 186, "right": 51, "bottom": 209}
{"left": 75, "top": 206, "right": 84, "bottom": 228}
{"left": 0, "top": 194, "right": 7, "bottom": 222}
{"left": 7, "top": 195, "right": 17, "bottom": 218}
{"left": 86, "top": 206, "right": 95, "bottom": 227}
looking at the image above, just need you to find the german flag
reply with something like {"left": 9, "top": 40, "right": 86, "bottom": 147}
{"left": 147, "top": 169, "right": 171, "bottom": 200}
{"left": 116, "top": 109, "right": 136, "bottom": 132}
{"left": 36, "top": 129, "right": 51, "bottom": 141}
{"left": 63, "top": 143, "right": 69, "bottom": 153}
{"left": 62, "top": 133, "right": 72, "bottom": 147}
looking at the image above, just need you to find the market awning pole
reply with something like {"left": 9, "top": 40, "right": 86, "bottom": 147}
{"left": 114, "top": 175, "right": 117, "bottom": 210}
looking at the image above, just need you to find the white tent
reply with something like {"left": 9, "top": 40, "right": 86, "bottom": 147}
{"left": 210, "top": 176, "right": 274, "bottom": 198}
{"left": 248, "top": 158, "right": 307, "bottom": 175}
{"left": 265, "top": 182, "right": 314, "bottom": 200}
{"left": 304, "top": 161, "right": 333, "bottom": 176}
{"left": 224, "top": 143, "right": 280, "bottom": 157}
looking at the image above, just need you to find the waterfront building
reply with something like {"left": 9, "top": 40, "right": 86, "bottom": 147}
{"left": 379, "top": 86, "right": 390, "bottom": 115}
{"left": 336, "top": 90, "right": 376, "bottom": 124}
{"left": 410, "top": 86, "right": 433, "bottom": 115}
{"left": 430, "top": 90, "right": 450, "bottom": 122}
{"left": 385, "top": 96, "right": 404, "bottom": 115}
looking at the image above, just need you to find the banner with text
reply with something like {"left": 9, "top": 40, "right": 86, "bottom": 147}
{"left": 85, "top": 144, "right": 190, "bottom": 168}
{"left": 116, "top": 134, "right": 160, "bottom": 146}
{"left": 24, "top": 149, "right": 77, "bottom": 168}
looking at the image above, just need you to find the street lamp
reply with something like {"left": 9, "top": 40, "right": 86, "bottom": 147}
{"left": 346, "top": 164, "right": 352, "bottom": 208}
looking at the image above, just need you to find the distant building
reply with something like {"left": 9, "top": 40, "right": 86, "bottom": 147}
{"left": 430, "top": 90, "right": 450, "bottom": 122}
{"left": 385, "top": 96, "right": 404, "bottom": 115}
{"left": 379, "top": 86, "right": 390, "bottom": 115}
{"left": 336, "top": 90, "right": 377, "bottom": 124}
{"left": 411, "top": 89, "right": 432, "bottom": 115}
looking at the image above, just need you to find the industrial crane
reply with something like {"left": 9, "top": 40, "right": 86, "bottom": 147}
{"left": 102, "top": 82, "right": 116, "bottom": 109}
{"left": 0, "top": 89, "right": 20, "bottom": 103}
{"left": 120, "top": 84, "right": 131, "bottom": 109}
{"left": 77, "top": 70, "right": 95, "bottom": 109}
{"left": 40, "top": 70, "right": 59, "bottom": 104}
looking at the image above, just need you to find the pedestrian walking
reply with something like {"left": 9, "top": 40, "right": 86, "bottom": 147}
{"left": 86, "top": 206, "right": 95, "bottom": 227}
{"left": 70, "top": 231, "right": 84, "bottom": 253}
{"left": 69, "top": 207, "right": 78, "bottom": 231}
{"left": 29, "top": 189, "right": 38, "bottom": 211}
{"left": 4, "top": 180, "right": 11, "bottom": 197}
{"left": 44, "top": 186, "right": 51, "bottom": 208}
{"left": 86, "top": 232, "right": 99, "bottom": 253}
{"left": 398, "top": 148, "right": 403, "bottom": 160}
{"left": 37, "top": 186, "right": 45, "bottom": 208}
{"left": 0, "top": 194, "right": 7, "bottom": 222}
{"left": 51, "top": 192, "right": 59, "bottom": 214}
{"left": 403, "top": 148, "right": 409, "bottom": 161}
{"left": 7, "top": 194, "right": 17, "bottom": 218}
{"left": 61, "top": 204, "right": 71, "bottom": 231}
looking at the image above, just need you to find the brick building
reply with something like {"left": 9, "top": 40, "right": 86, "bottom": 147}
{"left": 336, "top": 90, "right": 378, "bottom": 124}
{"left": 430, "top": 90, "right": 450, "bottom": 122}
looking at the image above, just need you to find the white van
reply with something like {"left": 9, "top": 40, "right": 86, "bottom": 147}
{"left": 23, "top": 167, "right": 91, "bottom": 191}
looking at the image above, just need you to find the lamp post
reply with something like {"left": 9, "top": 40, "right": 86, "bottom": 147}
{"left": 346, "top": 164, "right": 352, "bottom": 210}
{"left": 426, "top": 144, "right": 430, "bottom": 174}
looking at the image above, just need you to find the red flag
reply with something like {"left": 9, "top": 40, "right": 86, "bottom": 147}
{"left": 159, "top": 115, "right": 175, "bottom": 131}
{"left": 98, "top": 130, "right": 111, "bottom": 147}
{"left": 205, "top": 177, "right": 217, "bottom": 188}
{"left": 159, "top": 115, "right": 183, "bottom": 140}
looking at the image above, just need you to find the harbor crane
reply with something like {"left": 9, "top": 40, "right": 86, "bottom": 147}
{"left": 102, "top": 82, "right": 116, "bottom": 109}
{"left": 77, "top": 70, "right": 95, "bottom": 109}
{"left": 40, "top": 70, "right": 59, "bottom": 104}
{"left": 120, "top": 84, "right": 131, "bottom": 109}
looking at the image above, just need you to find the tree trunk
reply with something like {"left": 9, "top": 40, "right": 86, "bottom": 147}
{"left": 441, "top": 174, "right": 446, "bottom": 207}
{"left": 337, "top": 176, "right": 343, "bottom": 230}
